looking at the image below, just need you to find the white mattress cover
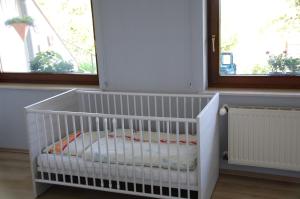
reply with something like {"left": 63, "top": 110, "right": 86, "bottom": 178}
{"left": 83, "top": 137, "right": 197, "bottom": 171}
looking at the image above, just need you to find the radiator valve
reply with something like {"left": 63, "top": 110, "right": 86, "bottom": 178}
{"left": 219, "top": 104, "right": 229, "bottom": 116}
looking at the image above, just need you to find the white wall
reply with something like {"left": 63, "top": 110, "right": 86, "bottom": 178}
{"left": 0, "top": 88, "right": 62, "bottom": 149}
{"left": 93, "top": 0, "right": 206, "bottom": 93}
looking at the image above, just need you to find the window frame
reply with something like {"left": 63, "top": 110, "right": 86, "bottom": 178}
{"left": 0, "top": 0, "right": 99, "bottom": 85}
{"left": 207, "top": 0, "right": 300, "bottom": 89}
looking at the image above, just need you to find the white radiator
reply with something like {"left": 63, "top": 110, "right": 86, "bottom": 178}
{"left": 228, "top": 107, "right": 300, "bottom": 172}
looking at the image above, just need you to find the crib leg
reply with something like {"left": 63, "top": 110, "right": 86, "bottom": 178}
{"left": 32, "top": 182, "right": 51, "bottom": 198}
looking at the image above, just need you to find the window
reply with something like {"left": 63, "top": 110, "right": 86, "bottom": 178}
{"left": 208, "top": 0, "right": 300, "bottom": 88}
{"left": 0, "top": 0, "right": 98, "bottom": 85}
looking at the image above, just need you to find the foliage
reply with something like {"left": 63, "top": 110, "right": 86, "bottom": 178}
{"left": 35, "top": 0, "right": 96, "bottom": 73}
{"left": 268, "top": 54, "right": 286, "bottom": 72}
{"left": 221, "top": 35, "right": 238, "bottom": 52}
{"left": 252, "top": 64, "right": 272, "bottom": 74}
{"left": 30, "top": 51, "right": 74, "bottom": 73}
{"left": 268, "top": 53, "right": 300, "bottom": 73}
{"left": 283, "top": 56, "right": 300, "bottom": 72}
{"left": 271, "top": 0, "right": 300, "bottom": 32}
{"left": 79, "top": 62, "right": 97, "bottom": 74}
{"left": 295, "top": 0, "right": 300, "bottom": 6}
{"left": 5, "top": 16, "right": 34, "bottom": 26}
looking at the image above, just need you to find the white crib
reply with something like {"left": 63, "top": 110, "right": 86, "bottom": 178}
{"left": 25, "top": 89, "right": 219, "bottom": 199}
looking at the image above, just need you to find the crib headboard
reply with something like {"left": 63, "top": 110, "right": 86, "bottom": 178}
{"left": 197, "top": 93, "right": 219, "bottom": 199}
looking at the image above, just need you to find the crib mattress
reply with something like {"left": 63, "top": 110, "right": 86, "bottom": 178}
{"left": 37, "top": 154, "right": 198, "bottom": 188}
{"left": 43, "top": 130, "right": 198, "bottom": 171}
{"left": 83, "top": 136, "right": 197, "bottom": 171}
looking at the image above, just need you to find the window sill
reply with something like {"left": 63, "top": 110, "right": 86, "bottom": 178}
{"left": 0, "top": 83, "right": 99, "bottom": 91}
{"left": 204, "top": 88, "right": 300, "bottom": 98}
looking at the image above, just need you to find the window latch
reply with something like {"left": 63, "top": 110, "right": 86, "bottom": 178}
{"left": 212, "top": 35, "right": 216, "bottom": 53}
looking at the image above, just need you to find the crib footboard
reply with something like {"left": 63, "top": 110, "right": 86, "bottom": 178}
{"left": 25, "top": 89, "right": 78, "bottom": 197}
{"left": 197, "top": 93, "right": 219, "bottom": 199}
{"left": 26, "top": 111, "right": 52, "bottom": 197}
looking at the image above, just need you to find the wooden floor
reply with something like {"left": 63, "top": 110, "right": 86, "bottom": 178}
{"left": 0, "top": 152, "right": 299, "bottom": 199}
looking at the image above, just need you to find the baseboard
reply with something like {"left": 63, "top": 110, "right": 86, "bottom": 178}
{"left": 0, "top": 147, "right": 29, "bottom": 154}
{"left": 220, "top": 169, "right": 300, "bottom": 184}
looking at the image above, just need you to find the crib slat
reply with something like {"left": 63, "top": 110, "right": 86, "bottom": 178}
{"left": 156, "top": 120, "right": 162, "bottom": 196}
{"left": 81, "top": 93, "right": 86, "bottom": 112}
{"left": 176, "top": 121, "right": 181, "bottom": 198}
{"left": 147, "top": 96, "right": 150, "bottom": 116}
{"left": 100, "top": 94, "right": 104, "bottom": 114}
{"left": 57, "top": 114, "right": 66, "bottom": 183}
{"left": 154, "top": 96, "right": 157, "bottom": 117}
{"left": 106, "top": 94, "right": 110, "bottom": 114}
{"left": 192, "top": 98, "right": 194, "bottom": 118}
{"left": 64, "top": 115, "right": 73, "bottom": 184}
{"left": 139, "top": 120, "right": 145, "bottom": 193}
{"left": 185, "top": 122, "right": 190, "bottom": 199}
{"left": 126, "top": 95, "right": 130, "bottom": 115}
{"left": 162, "top": 96, "right": 165, "bottom": 131}
{"left": 129, "top": 119, "right": 136, "bottom": 192}
{"left": 169, "top": 97, "right": 172, "bottom": 118}
{"left": 72, "top": 115, "right": 81, "bottom": 183}
{"left": 121, "top": 118, "right": 128, "bottom": 191}
{"left": 95, "top": 117, "right": 104, "bottom": 187}
{"left": 103, "top": 118, "right": 112, "bottom": 189}
{"left": 140, "top": 96, "right": 144, "bottom": 117}
{"left": 42, "top": 114, "right": 51, "bottom": 179}
{"left": 134, "top": 96, "right": 137, "bottom": 129}
{"left": 133, "top": 96, "right": 137, "bottom": 115}
{"left": 192, "top": 98, "right": 195, "bottom": 134}
{"left": 49, "top": 114, "right": 59, "bottom": 181}
{"left": 94, "top": 94, "right": 98, "bottom": 113}
{"left": 113, "top": 95, "right": 117, "bottom": 114}
{"left": 80, "top": 116, "right": 89, "bottom": 185}
{"left": 148, "top": 120, "right": 154, "bottom": 194}
{"left": 184, "top": 97, "right": 187, "bottom": 119}
{"left": 120, "top": 95, "right": 124, "bottom": 115}
{"left": 176, "top": 97, "right": 179, "bottom": 118}
{"left": 167, "top": 121, "right": 171, "bottom": 197}
{"left": 88, "top": 116, "right": 96, "bottom": 187}
{"left": 107, "top": 95, "right": 111, "bottom": 128}
{"left": 112, "top": 118, "right": 120, "bottom": 189}
{"left": 88, "top": 94, "right": 91, "bottom": 113}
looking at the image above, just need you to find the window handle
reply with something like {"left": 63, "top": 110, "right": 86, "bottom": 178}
{"left": 212, "top": 35, "right": 216, "bottom": 53}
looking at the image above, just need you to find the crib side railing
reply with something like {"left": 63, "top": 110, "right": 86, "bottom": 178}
{"left": 27, "top": 109, "right": 198, "bottom": 199}
{"left": 77, "top": 90, "right": 213, "bottom": 120}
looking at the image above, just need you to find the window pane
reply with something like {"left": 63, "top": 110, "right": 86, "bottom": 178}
{"left": 220, "top": 0, "right": 300, "bottom": 76}
{"left": 0, "top": 0, "right": 97, "bottom": 74}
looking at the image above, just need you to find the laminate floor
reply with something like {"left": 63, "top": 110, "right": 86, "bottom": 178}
{"left": 0, "top": 152, "right": 299, "bottom": 199}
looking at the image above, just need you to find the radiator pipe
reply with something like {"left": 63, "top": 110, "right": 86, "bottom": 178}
{"left": 219, "top": 104, "right": 229, "bottom": 116}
